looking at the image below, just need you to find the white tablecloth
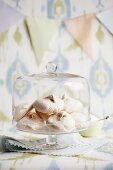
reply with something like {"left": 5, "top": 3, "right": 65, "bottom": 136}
{"left": 1, "top": 118, "right": 113, "bottom": 170}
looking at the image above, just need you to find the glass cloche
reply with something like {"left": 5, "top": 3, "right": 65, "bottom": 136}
{"left": 12, "top": 62, "right": 91, "bottom": 150}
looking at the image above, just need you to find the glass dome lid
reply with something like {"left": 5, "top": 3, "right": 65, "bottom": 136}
{"left": 12, "top": 62, "right": 91, "bottom": 150}
{"left": 12, "top": 62, "right": 90, "bottom": 136}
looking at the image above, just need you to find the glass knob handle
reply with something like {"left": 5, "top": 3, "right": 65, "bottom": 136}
{"left": 46, "top": 62, "right": 57, "bottom": 73}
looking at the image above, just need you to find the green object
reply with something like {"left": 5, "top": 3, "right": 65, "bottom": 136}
{"left": 14, "top": 27, "right": 22, "bottom": 45}
{"left": 1, "top": 153, "right": 37, "bottom": 161}
{"left": 0, "top": 111, "right": 10, "bottom": 121}
{"left": 66, "top": 41, "right": 79, "bottom": 51}
{"left": 96, "top": 26, "right": 104, "bottom": 43}
{"left": 80, "top": 120, "right": 104, "bottom": 137}
{"left": 0, "top": 31, "right": 8, "bottom": 46}
{"left": 26, "top": 17, "right": 59, "bottom": 65}
{"left": 53, "top": 0, "right": 65, "bottom": 18}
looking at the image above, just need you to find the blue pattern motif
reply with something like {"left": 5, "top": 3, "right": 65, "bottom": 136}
{"left": 53, "top": 24, "right": 69, "bottom": 72}
{"left": 15, "top": 0, "right": 21, "bottom": 8}
{"left": 89, "top": 57, "right": 113, "bottom": 98}
{"left": 0, "top": 79, "right": 4, "bottom": 86}
{"left": 104, "top": 163, "right": 113, "bottom": 170}
{"left": 41, "top": 5, "right": 45, "bottom": 12}
{"left": 96, "top": 0, "right": 104, "bottom": 12}
{"left": 54, "top": 52, "right": 69, "bottom": 72}
{"left": 47, "top": 0, "right": 71, "bottom": 19}
{"left": 46, "top": 160, "right": 60, "bottom": 170}
{"left": 6, "top": 56, "right": 30, "bottom": 97}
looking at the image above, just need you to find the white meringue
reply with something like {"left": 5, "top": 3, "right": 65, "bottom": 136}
{"left": 14, "top": 103, "right": 32, "bottom": 121}
{"left": 47, "top": 111, "right": 76, "bottom": 132}
{"left": 33, "top": 95, "right": 64, "bottom": 114}
{"left": 71, "top": 112, "right": 88, "bottom": 122}
{"left": 63, "top": 97, "right": 83, "bottom": 113}
{"left": 16, "top": 112, "right": 44, "bottom": 131}
{"left": 71, "top": 112, "right": 88, "bottom": 129}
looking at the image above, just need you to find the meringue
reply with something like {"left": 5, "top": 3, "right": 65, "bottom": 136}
{"left": 14, "top": 103, "right": 32, "bottom": 121}
{"left": 33, "top": 95, "right": 64, "bottom": 114}
{"left": 16, "top": 111, "right": 44, "bottom": 131}
{"left": 47, "top": 111, "right": 76, "bottom": 132}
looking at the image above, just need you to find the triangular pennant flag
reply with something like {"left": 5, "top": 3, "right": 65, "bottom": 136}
{"left": 97, "top": 7, "right": 113, "bottom": 35}
{"left": 64, "top": 14, "right": 97, "bottom": 60}
{"left": 26, "top": 17, "right": 59, "bottom": 65}
{"left": 0, "top": 0, "right": 23, "bottom": 33}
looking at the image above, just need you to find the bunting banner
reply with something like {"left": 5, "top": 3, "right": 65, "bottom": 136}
{"left": 97, "top": 8, "right": 113, "bottom": 35}
{"left": 2, "top": 0, "right": 113, "bottom": 18}
{"left": 0, "top": 0, "right": 23, "bottom": 33}
{"left": 26, "top": 13, "right": 113, "bottom": 64}
{"left": 65, "top": 14, "right": 97, "bottom": 60}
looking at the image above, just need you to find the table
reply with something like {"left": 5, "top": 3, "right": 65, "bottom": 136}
{"left": 0, "top": 118, "right": 113, "bottom": 170}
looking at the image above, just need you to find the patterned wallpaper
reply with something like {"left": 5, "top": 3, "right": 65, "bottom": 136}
{"left": 0, "top": 0, "right": 113, "bottom": 129}
{"left": 3, "top": 0, "right": 113, "bottom": 18}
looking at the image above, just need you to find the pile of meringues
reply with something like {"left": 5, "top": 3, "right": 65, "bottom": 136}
{"left": 15, "top": 94, "right": 88, "bottom": 133}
